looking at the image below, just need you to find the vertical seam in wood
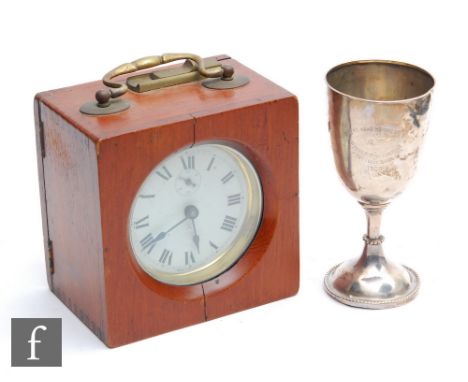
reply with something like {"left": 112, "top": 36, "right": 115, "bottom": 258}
{"left": 189, "top": 113, "right": 197, "bottom": 147}
{"left": 201, "top": 283, "right": 208, "bottom": 321}
{"left": 39, "top": 114, "right": 46, "bottom": 158}
{"left": 47, "top": 239, "right": 54, "bottom": 274}
{"left": 37, "top": 101, "right": 54, "bottom": 283}
{"left": 94, "top": 138, "right": 107, "bottom": 342}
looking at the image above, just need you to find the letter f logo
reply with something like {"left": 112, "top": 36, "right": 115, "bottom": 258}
{"left": 27, "top": 325, "right": 47, "bottom": 360}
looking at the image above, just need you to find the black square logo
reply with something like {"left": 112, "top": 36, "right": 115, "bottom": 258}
{"left": 11, "top": 318, "right": 62, "bottom": 367}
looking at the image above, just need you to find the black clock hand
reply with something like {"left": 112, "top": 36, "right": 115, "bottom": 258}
{"left": 165, "top": 216, "right": 189, "bottom": 234}
{"left": 191, "top": 219, "right": 200, "bottom": 253}
{"left": 184, "top": 205, "right": 200, "bottom": 253}
{"left": 149, "top": 205, "right": 199, "bottom": 252}
{"left": 186, "top": 178, "right": 196, "bottom": 187}
{"left": 151, "top": 215, "right": 189, "bottom": 246}
{"left": 179, "top": 176, "right": 197, "bottom": 187}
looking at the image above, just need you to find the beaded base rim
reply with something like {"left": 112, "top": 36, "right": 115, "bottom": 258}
{"left": 324, "top": 263, "right": 420, "bottom": 309}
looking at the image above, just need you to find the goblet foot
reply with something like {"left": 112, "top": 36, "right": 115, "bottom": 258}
{"left": 324, "top": 255, "right": 419, "bottom": 309}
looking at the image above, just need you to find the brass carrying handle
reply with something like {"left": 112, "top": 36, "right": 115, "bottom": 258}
{"left": 95, "top": 53, "right": 234, "bottom": 106}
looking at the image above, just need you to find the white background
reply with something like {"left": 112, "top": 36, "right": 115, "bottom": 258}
{"left": 1, "top": 0, "right": 467, "bottom": 380}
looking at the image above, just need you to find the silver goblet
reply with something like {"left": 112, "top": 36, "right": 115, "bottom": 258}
{"left": 324, "top": 60, "right": 434, "bottom": 309}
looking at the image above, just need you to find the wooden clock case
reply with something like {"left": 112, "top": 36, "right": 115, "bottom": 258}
{"left": 34, "top": 54, "right": 299, "bottom": 347}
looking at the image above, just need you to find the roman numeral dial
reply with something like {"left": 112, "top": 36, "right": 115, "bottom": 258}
{"left": 156, "top": 166, "right": 172, "bottom": 181}
{"left": 227, "top": 193, "right": 241, "bottom": 206}
{"left": 180, "top": 155, "right": 195, "bottom": 169}
{"left": 159, "top": 249, "right": 173, "bottom": 265}
{"left": 185, "top": 251, "right": 196, "bottom": 265}
{"left": 140, "top": 233, "right": 156, "bottom": 254}
{"left": 128, "top": 143, "right": 263, "bottom": 286}
{"left": 221, "top": 171, "right": 234, "bottom": 184}
{"left": 221, "top": 215, "right": 237, "bottom": 232}
{"left": 133, "top": 215, "right": 149, "bottom": 229}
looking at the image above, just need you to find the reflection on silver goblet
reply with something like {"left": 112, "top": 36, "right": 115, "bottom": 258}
{"left": 324, "top": 60, "right": 435, "bottom": 309}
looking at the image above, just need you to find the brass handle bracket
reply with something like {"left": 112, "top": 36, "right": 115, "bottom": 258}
{"left": 80, "top": 53, "right": 249, "bottom": 116}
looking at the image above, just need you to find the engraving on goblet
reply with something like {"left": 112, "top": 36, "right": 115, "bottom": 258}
{"left": 324, "top": 60, "right": 434, "bottom": 309}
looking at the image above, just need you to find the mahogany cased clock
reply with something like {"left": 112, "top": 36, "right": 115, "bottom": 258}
{"left": 34, "top": 53, "right": 299, "bottom": 347}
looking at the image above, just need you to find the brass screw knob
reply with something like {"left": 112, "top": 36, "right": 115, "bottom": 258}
{"left": 95, "top": 89, "right": 112, "bottom": 107}
{"left": 221, "top": 65, "right": 234, "bottom": 81}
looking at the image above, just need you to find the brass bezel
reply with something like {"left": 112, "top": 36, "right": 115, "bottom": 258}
{"left": 128, "top": 143, "right": 263, "bottom": 286}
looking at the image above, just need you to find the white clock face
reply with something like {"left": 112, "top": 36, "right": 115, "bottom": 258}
{"left": 128, "top": 143, "right": 263, "bottom": 285}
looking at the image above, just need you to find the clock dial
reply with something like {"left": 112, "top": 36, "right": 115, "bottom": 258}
{"left": 128, "top": 143, "right": 263, "bottom": 285}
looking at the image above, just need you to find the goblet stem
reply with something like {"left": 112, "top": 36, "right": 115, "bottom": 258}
{"left": 361, "top": 202, "right": 387, "bottom": 248}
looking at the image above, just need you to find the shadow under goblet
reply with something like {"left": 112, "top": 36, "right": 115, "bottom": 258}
{"left": 324, "top": 60, "right": 435, "bottom": 309}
